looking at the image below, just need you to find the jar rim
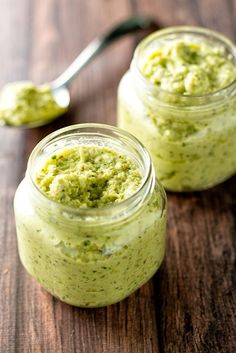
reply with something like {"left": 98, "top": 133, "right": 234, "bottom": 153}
{"left": 27, "top": 123, "right": 164, "bottom": 221}
{"left": 132, "top": 26, "right": 236, "bottom": 103}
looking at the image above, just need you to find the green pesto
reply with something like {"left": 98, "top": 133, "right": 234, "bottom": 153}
{"left": 35, "top": 146, "right": 142, "bottom": 208}
{"left": 15, "top": 182, "right": 166, "bottom": 307}
{"left": 14, "top": 141, "right": 166, "bottom": 307}
{"left": 0, "top": 81, "right": 67, "bottom": 126}
{"left": 118, "top": 91, "right": 236, "bottom": 191}
{"left": 141, "top": 40, "right": 236, "bottom": 94}
{"left": 117, "top": 29, "right": 236, "bottom": 191}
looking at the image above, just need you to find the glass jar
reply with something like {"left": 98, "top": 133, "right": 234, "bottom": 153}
{"left": 117, "top": 27, "right": 236, "bottom": 191}
{"left": 14, "top": 124, "right": 167, "bottom": 307}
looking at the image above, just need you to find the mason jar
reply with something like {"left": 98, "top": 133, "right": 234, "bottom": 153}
{"left": 117, "top": 27, "right": 236, "bottom": 191}
{"left": 14, "top": 124, "right": 167, "bottom": 307}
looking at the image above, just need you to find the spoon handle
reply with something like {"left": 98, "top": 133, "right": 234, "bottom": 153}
{"left": 51, "top": 16, "right": 157, "bottom": 89}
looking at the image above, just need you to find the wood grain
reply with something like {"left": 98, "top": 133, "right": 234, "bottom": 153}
{"left": 0, "top": 0, "right": 235, "bottom": 352}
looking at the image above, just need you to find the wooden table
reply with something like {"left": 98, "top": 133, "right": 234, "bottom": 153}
{"left": 0, "top": 1, "right": 235, "bottom": 352}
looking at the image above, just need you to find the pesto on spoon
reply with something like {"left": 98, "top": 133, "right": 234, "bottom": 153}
{"left": 0, "top": 17, "right": 157, "bottom": 128}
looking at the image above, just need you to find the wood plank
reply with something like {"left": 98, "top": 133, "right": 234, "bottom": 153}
{"left": 0, "top": 0, "right": 236, "bottom": 352}
{"left": 154, "top": 178, "right": 236, "bottom": 353}
{"left": 0, "top": 0, "right": 160, "bottom": 352}
{"left": 0, "top": 1, "right": 31, "bottom": 352}
{"left": 135, "top": 0, "right": 236, "bottom": 352}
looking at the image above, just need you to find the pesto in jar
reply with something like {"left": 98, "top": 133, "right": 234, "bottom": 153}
{"left": 118, "top": 27, "right": 236, "bottom": 191}
{"left": 14, "top": 126, "right": 167, "bottom": 307}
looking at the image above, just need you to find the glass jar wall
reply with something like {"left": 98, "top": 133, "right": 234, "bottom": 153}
{"left": 118, "top": 27, "right": 236, "bottom": 191}
{"left": 14, "top": 124, "right": 167, "bottom": 307}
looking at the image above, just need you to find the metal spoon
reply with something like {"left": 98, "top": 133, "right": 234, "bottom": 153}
{"left": 0, "top": 16, "right": 157, "bottom": 128}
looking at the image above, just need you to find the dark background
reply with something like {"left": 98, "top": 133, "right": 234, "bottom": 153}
{"left": 0, "top": 1, "right": 235, "bottom": 352}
